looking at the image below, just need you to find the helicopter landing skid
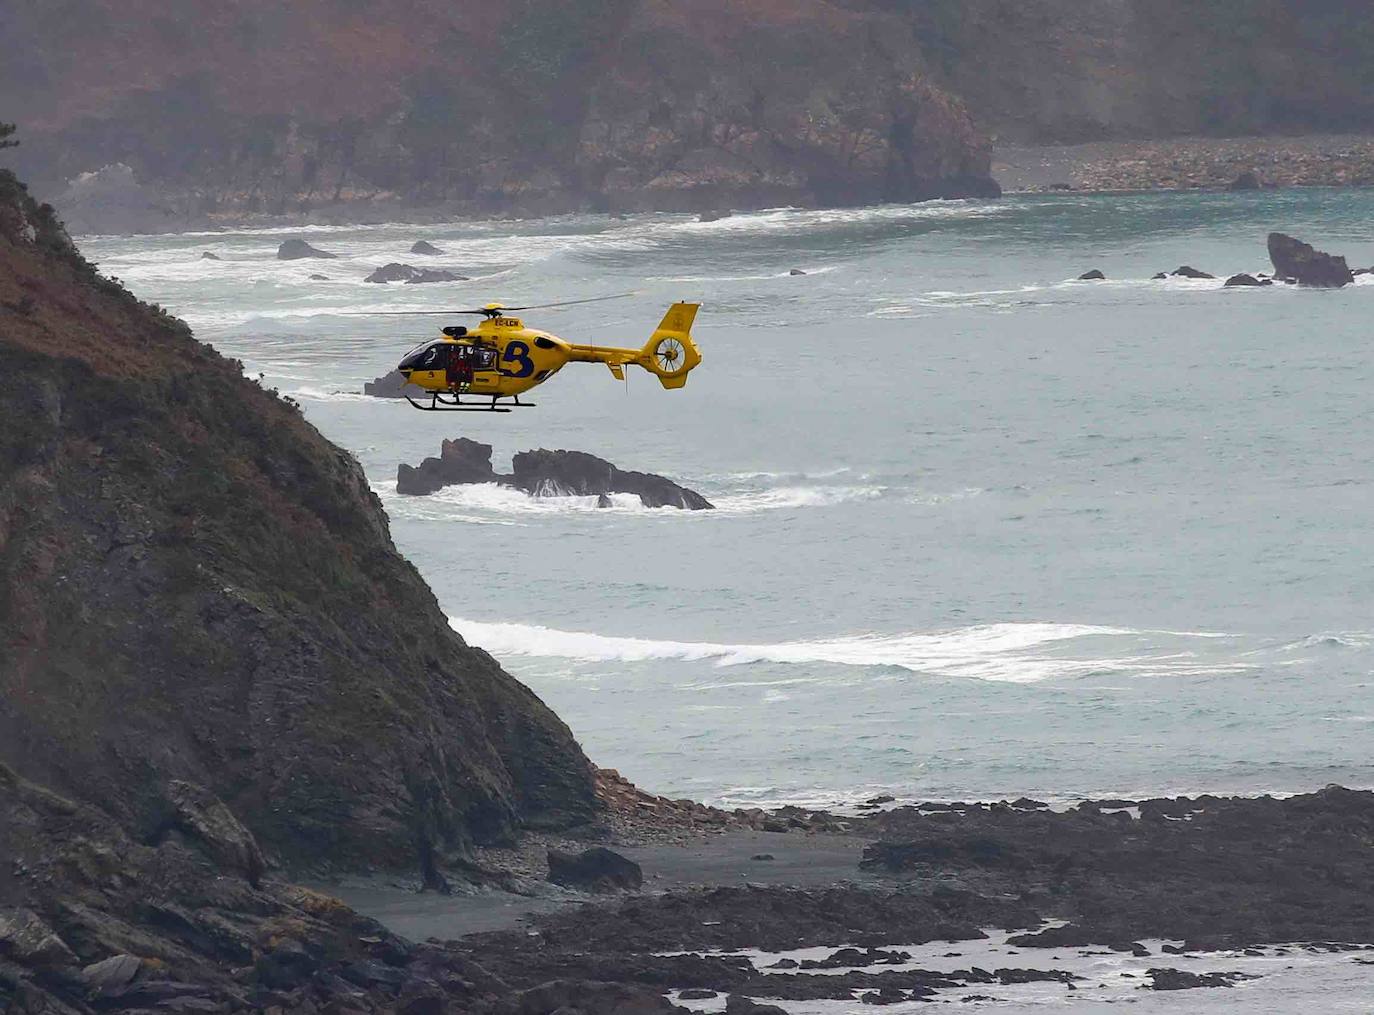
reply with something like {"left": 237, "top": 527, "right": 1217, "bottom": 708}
{"left": 405, "top": 392, "right": 535, "bottom": 413}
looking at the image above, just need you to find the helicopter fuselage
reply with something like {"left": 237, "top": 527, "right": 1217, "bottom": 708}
{"left": 395, "top": 302, "right": 701, "bottom": 411}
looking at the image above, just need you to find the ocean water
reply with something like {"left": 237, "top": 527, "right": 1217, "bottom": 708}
{"left": 81, "top": 189, "right": 1374, "bottom": 810}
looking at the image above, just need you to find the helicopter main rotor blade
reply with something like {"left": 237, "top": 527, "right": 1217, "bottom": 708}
{"left": 336, "top": 292, "right": 637, "bottom": 316}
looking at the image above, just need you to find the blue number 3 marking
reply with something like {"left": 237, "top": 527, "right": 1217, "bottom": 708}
{"left": 501, "top": 341, "right": 534, "bottom": 378}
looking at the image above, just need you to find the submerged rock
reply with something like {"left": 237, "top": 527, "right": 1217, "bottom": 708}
{"left": 1146, "top": 968, "right": 1256, "bottom": 990}
{"left": 200, "top": 251, "right": 221, "bottom": 260}
{"left": 1224, "top": 273, "right": 1271, "bottom": 287}
{"left": 308, "top": 272, "right": 330, "bottom": 280}
{"left": 790, "top": 268, "right": 807, "bottom": 275}
{"left": 1267, "top": 232, "right": 1353, "bottom": 287}
{"left": 699, "top": 209, "right": 732, "bottom": 222}
{"left": 364, "top": 262, "right": 470, "bottom": 284}
{"left": 547, "top": 847, "right": 644, "bottom": 892}
{"left": 410, "top": 240, "right": 444, "bottom": 255}
{"left": 1077, "top": 269, "right": 1106, "bottom": 280}
{"left": 277, "top": 237, "right": 338, "bottom": 259}
{"left": 1170, "top": 265, "right": 1214, "bottom": 279}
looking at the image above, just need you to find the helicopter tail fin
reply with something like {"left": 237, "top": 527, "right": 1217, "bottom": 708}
{"left": 639, "top": 302, "right": 702, "bottom": 389}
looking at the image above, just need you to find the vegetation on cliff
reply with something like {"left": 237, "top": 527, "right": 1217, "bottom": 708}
{"left": 0, "top": 169, "right": 597, "bottom": 878}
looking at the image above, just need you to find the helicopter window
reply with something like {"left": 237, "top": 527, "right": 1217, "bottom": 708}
{"left": 473, "top": 348, "right": 497, "bottom": 370}
{"left": 400, "top": 342, "right": 447, "bottom": 371}
{"left": 534, "top": 337, "right": 556, "bottom": 350}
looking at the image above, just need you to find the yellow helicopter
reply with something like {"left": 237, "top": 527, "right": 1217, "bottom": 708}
{"left": 374, "top": 295, "right": 702, "bottom": 412}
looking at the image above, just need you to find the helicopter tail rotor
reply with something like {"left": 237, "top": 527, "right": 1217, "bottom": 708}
{"left": 637, "top": 302, "right": 702, "bottom": 389}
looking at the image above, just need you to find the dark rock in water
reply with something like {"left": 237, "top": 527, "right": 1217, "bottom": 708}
{"left": 1049, "top": 182, "right": 1073, "bottom": 190}
{"left": 699, "top": 209, "right": 732, "bottom": 222}
{"left": 508, "top": 981, "right": 682, "bottom": 1015}
{"left": 200, "top": 251, "right": 221, "bottom": 260}
{"left": 410, "top": 240, "right": 444, "bottom": 255}
{"left": 547, "top": 847, "right": 644, "bottom": 892}
{"left": 1224, "top": 273, "right": 1271, "bottom": 287}
{"left": 397, "top": 438, "right": 498, "bottom": 495}
{"left": 679, "top": 988, "right": 719, "bottom": 999}
{"left": 1354, "top": 267, "right": 1373, "bottom": 276}
{"left": 750, "top": 853, "right": 776, "bottom": 861}
{"left": 726, "top": 996, "right": 789, "bottom": 1015}
{"left": 395, "top": 441, "right": 712, "bottom": 508}
{"left": 789, "top": 268, "right": 807, "bottom": 275}
{"left": 1170, "top": 265, "right": 1214, "bottom": 279}
{"left": 860, "top": 986, "right": 910, "bottom": 1005}
{"left": 512, "top": 448, "right": 713, "bottom": 509}
{"left": 277, "top": 237, "right": 338, "bottom": 259}
{"left": 1267, "top": 232, "right": 1354, "bottom": 287}
{"left": 1077, "top": 269, "right": 1106, "bottom": 280}
{"left": 1151, "top": 272, "right": 1169, "bottom": 280}
{"left": 365, "top": 262, "right": 469, "bottom": 284}
{"left": 363, "top": 368, "right": 423, "bottom": 398}
{"left": 308, "top": 272, "right": 329, "bottom": 280}
{"left": 1228, "top": 169, "right": 1261, "bottom": 191}
{"left": 1146, "top": 968, "right": 1256, "bottom": 990}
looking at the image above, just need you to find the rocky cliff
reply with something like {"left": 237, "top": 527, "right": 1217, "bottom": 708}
{"left": 0, "top": 169, "right": 597, "bottom": 876}
{"left": 0, "top": 0, "right": 994, "bottom": 230}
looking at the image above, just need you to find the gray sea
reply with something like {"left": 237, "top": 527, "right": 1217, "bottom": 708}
{"left": 83, "top": 190, "right": 1374, "bottom": 813}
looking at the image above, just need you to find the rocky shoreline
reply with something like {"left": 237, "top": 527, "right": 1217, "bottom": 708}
{"left": 994, "top": 132, "right": 1374, "bottom": 194}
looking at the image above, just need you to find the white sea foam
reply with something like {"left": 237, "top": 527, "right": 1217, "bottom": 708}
{"left": 448, "top": 618, "right": 1251, "bottom": 683}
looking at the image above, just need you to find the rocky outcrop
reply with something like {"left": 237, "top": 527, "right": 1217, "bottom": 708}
{"left": 0, "top": 169, "right": 597, "bottom": 878}
{"left": 1224, "top": 272, "right": 1270, "bottom": 287}
{"left": 364, "top": 367, "right": 425, "bottom": 398}
{"left": 1077, "top": 269, "right": 1105, "bottom": 280}
{"left": 410, "top": 240, "right": 444, "bottom": 255}
{"left": 546, "top": 847, "right": 644, "bottom": 893}
{"left": 1170, "top": 265, "right": 1214, "bottom": 279}
{"left": 512, "top": 449, "right": 712, "bottom": 509}
{"left": 1267, "top": 232, "right": 1354, "bottom": 286}
{"left": 397, "top": 437, "right": 499, "bottom": 495}
{"left": 277, "top": 237, "right": 337, "bottom": 259}
{"left": 395, "top": 441, "right": 714, "bottom": 509}
{"left": 364, "top": 262, "right": 470, "bottom": 284}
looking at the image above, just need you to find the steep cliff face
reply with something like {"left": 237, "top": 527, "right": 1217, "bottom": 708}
{"left": 905, "top": 0, "right": 1374, "bottom": 142}
{"left": 0, "top": 170, "right": 597, "bottom": 873}
{"left": 0, "top": 0, "right": 992, "bottom": 228}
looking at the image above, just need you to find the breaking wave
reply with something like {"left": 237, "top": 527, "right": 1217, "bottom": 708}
{"left": 448, "top": 618, "right": 1251, "bottom": 683}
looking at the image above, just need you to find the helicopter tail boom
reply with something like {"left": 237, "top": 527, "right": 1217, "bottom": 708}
{"left": 566, "top": 302, "right": 702, "bottom": 388}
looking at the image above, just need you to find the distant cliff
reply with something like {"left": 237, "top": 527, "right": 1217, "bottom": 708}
{"left": 0, "top": 0, "right": 995, "bottom": 230}
{"left": 4, "top": 0, "right": 1373, "bottom": 230}
{"left": 0, "top": 168, "right": 597, "bottom": 875}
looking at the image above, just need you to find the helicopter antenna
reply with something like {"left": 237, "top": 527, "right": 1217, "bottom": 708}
{"left": 339, "top": 292, "right": 637, "bottom": 317}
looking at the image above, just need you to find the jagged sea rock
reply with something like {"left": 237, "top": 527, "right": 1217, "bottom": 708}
{"left": 397, "top": 438, "right": 498, "bottom": 495}
{"left": 512, "top": 449, "right": 713, "bottom": 509}
{"left": 200, "top": 251, "right": 220, "bottom": 260}
{"left": 364, "top": 262, "right": 470, "bottom": 284}
{"left": 546, "top": 847, "right": 644, "bottom": 893}
{"left": 1078, "top": 269, "right": 1106, "bottom": 280}
{"left": 1224, "top": 273, "right": 1270, "bottom": 287}
{"left": 1267, "top": 232, "right": 1353, "bottom": 287}
{"left": 364, "top": 367, "right": 423, "bottom": 398}
{"left": 277, "top": 237, "right": 338, "bottom": 259}
{"left": 1171, "top": 265, "right": 1214, "bottom": 279}
{"left": 410, "top": 240, "right": 444, "bottom": 255}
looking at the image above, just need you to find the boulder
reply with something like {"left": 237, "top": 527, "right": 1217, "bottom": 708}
{"left": 397, "top": 438, "right": 499, "bottom": 495}
{"left": 200, "top": 251, "right": 221, "bottom": 260}
{"left": 789, "top": 268, "right": 807, "bottom": 276}
{"left": 1228, "top": 169, "right": 1261, "bottom": 191}
{"left": 80, "top": 954, "right": 143, "bottom": 992}
{"left": 164, "top": 780, "right": 267, "bottom": 886}
{"left": 1267, "top": 232, "right": 1354, "bottom": 287}
{"left": 410, "top": 240, "right": 444, "bottom": 255}
{"left": 511, "top": 449, "right": 713, "bottom": 509}
{"left": 1170, "top": 266, "right": 1214, "bottom": 279}
{"left": 364, "top": 368, "right": 424, "bottom": 398}
{"left": 364, "top": 262, "right": 470, "bottom": 284}
{"left": 0, "top": 909, "right": 78, "bottom": 968}
{"left": 547, "top": 847, "right": 644, "bottom": 892}
{"left": 1224, "top": 273, "right": 1271, "bottom": 287}
{"left": 277, "top": 238, "right": 338, "bottom": 259}
{"left": 1077, "top": 269, "right": 1106, "bottom": 280}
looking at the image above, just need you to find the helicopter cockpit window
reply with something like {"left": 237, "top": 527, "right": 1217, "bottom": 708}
{"left": 399, "top": 342, "right": 447, "bottom": 371}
